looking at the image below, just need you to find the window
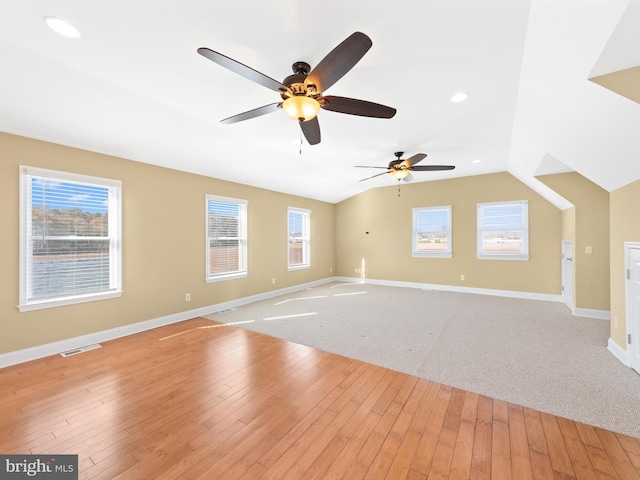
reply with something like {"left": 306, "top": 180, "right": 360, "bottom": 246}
{"left": 477, "top": 200, "right": 528, "bottom": 260}
{"left": 412, "top": 206, "right": 452, "bottom": 258}
{"left": 19, "top": 166, "right": 122, "bottom": 311}
{"left": 288, "top": 207, "right": 310, "bottom": 269}
{"left": 206, "top": 195, "right": 247, "bottom": 282}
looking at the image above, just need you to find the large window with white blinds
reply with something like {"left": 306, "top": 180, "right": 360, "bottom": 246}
{"left": 288, "top": 207, "right": 310, "bottom": 269}
{"left": 206, "top": 195, "right": 248, "bottom": 282}
{"left": 19, "top": 166, "right": 122, "bottom": 311}
{"left": 477, "top": 200, "right": 529, "bottom": 260}
{"left": 412, "top": 206, "right": 452, "bottom": 258}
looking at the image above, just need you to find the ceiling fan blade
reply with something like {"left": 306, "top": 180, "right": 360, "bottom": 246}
{"left": 354, "top": 165, "right": 390, "bottom": 169}
{"left": 404, "top": 153, "right": 427, "bottom": 167}
{"left": 197, "top": 47, "right": 288, "bottom": 93}
{"left": 359, "top": 170, "right": 391, "bottom": 182}
{"left": 221, "top": 103, "right": 282, "bottom": 124}
{"left": 411, "top": 165, "right": 456, "bottom": 171}
{"left": 299, "top": 117, "right": 321, "bottom": 145}
{"left": 305, "top": 32, "right": 372, "bottom": 93}
{"left": 321, "top": 96, "right": 396, "bottom": 118}
{"left": 402, "top": 173, "right": 414, "bottom": 183}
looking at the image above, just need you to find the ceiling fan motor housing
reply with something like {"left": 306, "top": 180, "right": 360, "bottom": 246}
{"left": 281, "top": 62, "right": 316, "bottom": 100}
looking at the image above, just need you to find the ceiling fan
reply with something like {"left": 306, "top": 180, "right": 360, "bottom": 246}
{"left": 197, "top": 32, "right": 396, "bottom": 146}
{"left": 355, "top": 152, "right": 455, "bottom": 182}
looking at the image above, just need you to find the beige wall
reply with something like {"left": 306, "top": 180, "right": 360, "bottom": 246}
{"left": 609, "top": 179, "right": 640, "bottom": 349}
{"left": 0, "top": 132, "right": 335, "bottom": 354}
{"left": 336, "top": 172, "right": 562, "bottom": 294}
{"left": 537, "top": 172, "right": 610, "bottom": 311}
{"left": 590, "top": 65, "right": 640, "bottom": 104}
{"left": 562, "top": 206, "right": 576, "bottom": 242}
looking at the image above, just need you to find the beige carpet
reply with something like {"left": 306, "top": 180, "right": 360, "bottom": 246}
{"left": 205, "top": 281, "right": 640, "bottom": 438}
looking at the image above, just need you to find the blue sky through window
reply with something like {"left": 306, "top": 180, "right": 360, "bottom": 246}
{"left": 481, "top": 204, "right": 525, "bottom": 231}
{"left": 288, "top": 211, "right": 303, "bottom": 236}
{"left": 31, "top": 177, "right": 109, "bottom": 214}
{"left": 416, "top": 208, "right": 449, "bottom": 233}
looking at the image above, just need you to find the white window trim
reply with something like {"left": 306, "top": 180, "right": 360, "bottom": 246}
{"left": 287, "top": 207, "right": 311, "bottom": 270}
{"left": 477, "top": 200, "right": 529, "bottom": 261}
{"left": 205, "top": 194, "right": 248, "bottom": 283}
{"left": 19, "top": 166, "right": 122, "bottom": 312}
{"left": 412, "top": 206, "right": 452, "bottom": 259}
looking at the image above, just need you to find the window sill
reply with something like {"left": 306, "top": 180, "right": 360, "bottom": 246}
{"left": 413, "top": 253, "right": 452, "bottom": 259}
{"left": 288, "top": 264, "right": 310, "bottom": 271}
{"left": 207, "top": 272, "right": 247, "bottom": 283}
{"left": 18, "top": 290, "right": 123, "bottom": 312}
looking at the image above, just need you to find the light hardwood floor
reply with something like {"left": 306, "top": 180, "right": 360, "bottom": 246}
{"left": 1, "top": 317, "right": 639, "bottom": 479}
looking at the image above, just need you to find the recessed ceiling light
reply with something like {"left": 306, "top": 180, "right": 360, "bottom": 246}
{"left": 472, "top": 158, "right": 482, "bottom": 164}
{"left": 43, "top": 16, "right": 80, "bottom": 38}
{"left": 450, "top": 92, "right": 469, "bottom": 103}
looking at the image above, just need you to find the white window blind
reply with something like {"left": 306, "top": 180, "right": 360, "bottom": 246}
{"left": 288, "top": 207, "right": 310, "bottom": 269}
{"left": 412, "top": 206, "right": 452, "bottom": 258}
{"left": 19, "top": 166, "right": 122, "bottom": 311}
{"left": 206, "top": 195, "right": 247, "bottom": 281}
{"left": 477, "top": 200, "right": 528, "bottom": 260}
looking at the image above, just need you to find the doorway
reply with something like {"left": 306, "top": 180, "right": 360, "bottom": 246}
{"left": 561, "top": 241, "right": 574, "bottom": 311}
{"left": 625, "top": 243, "right": 640, "bottom": 374}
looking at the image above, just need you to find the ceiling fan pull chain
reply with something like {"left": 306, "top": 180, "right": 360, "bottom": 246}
{"left": 299, "top": 130, "right": 303, "bottom": 155}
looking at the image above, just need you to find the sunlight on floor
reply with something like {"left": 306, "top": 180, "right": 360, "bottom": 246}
{"left": 159, "top": 320, "right": 256, "bottom": 340}
{"left": 274, "top": 295, "right": 326, "bottom": 305}
{"left": 264, "top": 312, "right": 317, "bottom": 321}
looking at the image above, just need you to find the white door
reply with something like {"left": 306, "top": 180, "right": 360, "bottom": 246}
{"left": 561, "top": 241, "right": 574, "bottom": 310}
{"left": 627, "top": 247, "right": 640, "bottom": 374}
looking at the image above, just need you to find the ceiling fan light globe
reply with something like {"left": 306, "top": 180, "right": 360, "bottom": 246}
{"left": 282, "top": 96, "right": 320, "bottom": 121}
{"left": 390, "top": 169, "right": 410, "bottom": 180}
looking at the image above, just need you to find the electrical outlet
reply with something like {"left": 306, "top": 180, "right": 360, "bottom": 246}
{"left": 330, "top": 267, "right": 333, "bottom": 273}
{"left": 460, "top": 274, "right": 465, "bottom": 281}
{"left": 185, "top": 293, "right": 191, "bottom": 302}
{"left": 272, "top": 277, "right": 276, "bottom": 284}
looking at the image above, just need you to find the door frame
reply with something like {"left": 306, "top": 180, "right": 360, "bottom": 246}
{"left": 624, "top": 242, "right": 640, "bottom": 373}
{"left": 561, "top": 240, "right": 574, "bottom": 311}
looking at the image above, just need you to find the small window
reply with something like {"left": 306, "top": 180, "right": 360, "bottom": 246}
{"left": 19, "top": 166, "right": 122, "bottom": 311}
{"left": 206, "top": 195, "right": 248, "bottom": 282}
{"left": 412, "top": 206, "right": 452, "bottom": 258}
{"left": 477, "top": 200, "right": 528, "bottom": 260}
{"left": 288, "top": 207, "right": 310, "bottom": 269}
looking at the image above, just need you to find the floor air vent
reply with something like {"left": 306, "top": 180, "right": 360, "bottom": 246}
{"left": 217, "top": 308, "right": 237, "bottom": 314}
{"left": 60, "top": 344, "right": 101, "bottom": 357}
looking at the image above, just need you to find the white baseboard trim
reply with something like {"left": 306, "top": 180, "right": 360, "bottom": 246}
{"left": 0, "top": 278, "right": 335, "bottom": 369}
{"left": 608, "top": 337, "right": 630, "bottom": 367}
{"left": 572, "top": 308, "right": 611, "bottom": 320}
{"left": 334, "top": 276, "right": 563, "bottom": 303}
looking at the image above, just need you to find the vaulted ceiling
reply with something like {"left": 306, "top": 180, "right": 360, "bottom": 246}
{"left": 0, "top": 0, "right": 638, "bottom": 207}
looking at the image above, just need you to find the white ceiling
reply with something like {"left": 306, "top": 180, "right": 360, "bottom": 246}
{"left": 0, "top": 0, "right": 638, "bottom": 206}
